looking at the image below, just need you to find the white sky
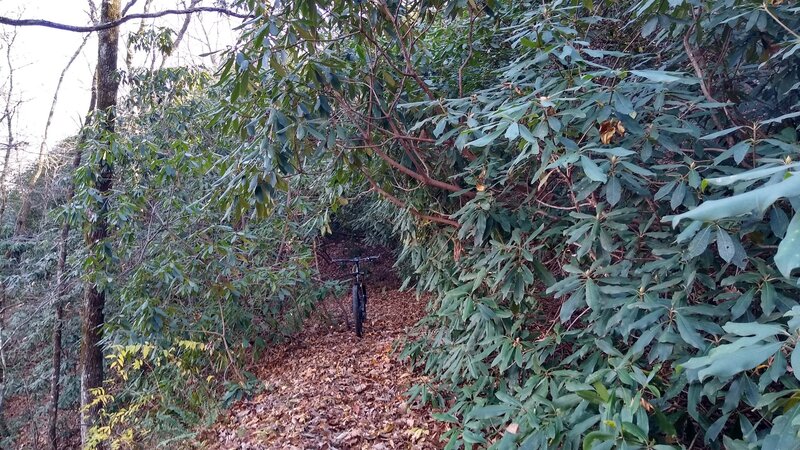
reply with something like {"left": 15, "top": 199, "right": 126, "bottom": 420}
{"left": 0, "top": 0, "right": 238, "bottom": 171}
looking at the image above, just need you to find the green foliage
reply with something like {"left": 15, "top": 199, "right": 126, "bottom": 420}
{"left": 6, "top": 0, "right": 800, "bottom": 447}
{"left": 0, "top": 146, "right": 85, "bottom": 448}
{"left": 73, "top": 67, "right": 344, "bottom": 444}
{"left": 217, "top": 0, "right": 800, "bottom": 448}
{"left": 1, "top": 65, "right": 344, "bottom": 446}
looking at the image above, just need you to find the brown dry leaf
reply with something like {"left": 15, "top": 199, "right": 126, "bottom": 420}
{"left": 507, "top": 422, "right": 520, "bottom": 434}
{"left": 453, "top": 238, "right": 463, "bottom": 261}
{"left": 195, "top": 238, "right": 444, "bottom": 449}
{"left": 476, "top": 168, "right": 487, "bottom": 192}
{"left": 599, "top": 119, "right": 625, "bottom": 145}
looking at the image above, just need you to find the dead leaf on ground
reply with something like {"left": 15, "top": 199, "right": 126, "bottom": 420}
{"left": 195, "top": 244, "right": 448, "bottom": 449}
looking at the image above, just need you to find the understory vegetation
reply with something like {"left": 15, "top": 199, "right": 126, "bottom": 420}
{"left": 2, "top": 0, "right": 800, "bottom": 448}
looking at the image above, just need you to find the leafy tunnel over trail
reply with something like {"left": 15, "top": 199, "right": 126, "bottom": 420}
{"left": 196, "top": 233, "right": 448, "bottom": 448}
{"left": 214, "top": 0, "right": 800, "bottom": 447}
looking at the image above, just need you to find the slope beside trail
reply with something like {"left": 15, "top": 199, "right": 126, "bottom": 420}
{"left": 197, "top": 241, "right": 448, "bottom": 449}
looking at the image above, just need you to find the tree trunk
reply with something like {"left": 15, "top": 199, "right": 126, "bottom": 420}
{"left": 47, "top": 299, "right": 63, "bottom": 447}
{"left": 0, "top": 140, "right": 11, "bottom": 226}
{"left": 49, "top": 70, "right": 97, "bottom": 450}
{"left": 80, "top": 1, "right": 120, "bottom": 448}
{"left": 0, "top": 284, "right": 8, "bottom": 439}
{"left": 0, "top": 31, "right": 17, "bottom": 225}
{"left": 0, "top": 30, "right": 18, "bottom": 441}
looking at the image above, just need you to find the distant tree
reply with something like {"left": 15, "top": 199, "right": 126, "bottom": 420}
{"left": 0, "top": 27, "right": 21, "bottom": 440}
{"left": 14, "top": 35, "right": 91, "bottom": 236}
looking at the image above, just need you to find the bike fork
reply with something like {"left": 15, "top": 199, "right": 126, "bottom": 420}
{"left": 360, "top": 284, "right": 367, "bottom": 320}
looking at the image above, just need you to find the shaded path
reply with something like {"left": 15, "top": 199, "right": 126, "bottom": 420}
{"left": 197, "top": 290, "right": 446, "bottom": 449}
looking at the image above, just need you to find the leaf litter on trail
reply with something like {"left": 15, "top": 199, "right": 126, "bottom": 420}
{"left": 196, "top": 284, "right": 447, "bottom": 449}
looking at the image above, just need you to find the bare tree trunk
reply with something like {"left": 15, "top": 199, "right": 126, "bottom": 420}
{"left": 48, "top": 70, "right": 98, "bottom": 450}
{"left": 0, "top": 284, "right": 8, "bottom": 439}
{"left": 0, "top": 29, "right": 19, "bottom": 441}
{"left": 0, "top": 30, "right": 18, "bottom": 224}
{"left": 0, "top": 141, "right": 11, "bottom": 226}
{"left": 47, "top": 301, "right": 63, "bottom": 447}
{"left": 14, "top": 35, "right": 91, "bottom": 235}
{"left": 80, "top": 1, "right": 120, "bottom": 447}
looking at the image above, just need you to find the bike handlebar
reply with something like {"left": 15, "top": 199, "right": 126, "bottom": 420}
{"left": 332, "top": 256, "right": 379, "bottom": 263}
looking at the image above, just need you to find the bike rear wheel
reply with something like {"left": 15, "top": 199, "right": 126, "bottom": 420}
{"left": 352, "top": 284, "right": 364, "bottom": 337}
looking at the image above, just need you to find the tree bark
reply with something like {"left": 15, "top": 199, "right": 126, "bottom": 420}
{"left": 80, "top": 1, "right": 120, "bottom": 447}
{"left": 49, "top": 70, "right": 97, "bottom": 450}
{"left": 47, "top": 296, "right": 64, "bottom": 447}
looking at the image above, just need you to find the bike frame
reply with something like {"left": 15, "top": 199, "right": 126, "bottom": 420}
{"left": 333, "top": 256, "right": 378, "bottom": 315}
{"left": 333, "top": 256, "right": 378, "bottom": 285}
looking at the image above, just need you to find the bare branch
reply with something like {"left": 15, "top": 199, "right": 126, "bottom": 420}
{"left": 159, "top": 0, "right": 201, "bottom": 70}
{"left": 121, "top": 0, "right": 139, "bottom": 16}
{"left": 763, "top": 0, "right": 800, "bottom": 41}
{"left": 0, "top": 6, "right": 254, "bottom": 33}
{"left": 362, "top": 170, "right": 459, "bottom": 228}
{"left": 683, "top": 19, "right": 736, "bottom": 147}
{"left": 125, "top": 0, "right": 153, "bottom": 70}
{"left": 15, "top": 33, "right": 91, "bottom": 235}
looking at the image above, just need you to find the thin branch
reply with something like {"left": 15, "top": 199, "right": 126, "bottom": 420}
{"left": 0, "top": 6, "right": 253, "bottom": 33}
{"left": 37, "top": 35, "right": 92, "bottom": 182}
{"left": 683, "top": 19, "right": 736, "bottom": 146}
{"left": 13, "top": 33, "right": 91, "bottom": 235}
{"left": 375, "top": 1, "right": 440, "bottom": 107}
{"left": 368, "top": 135, "right": 467, "bottom": 195}
{"left": 763, "top": 1, "right": 800, "bottom": 41}
{"left": 121, "top": 0, "right": 139, "bottom": 16}
{"left": 159, "top": 0, "right": 201, "bottom": 70}
{"left": 125, "top": 0, "right": 154, "bottom": 70}
{"left": 0, "top": 30, "right": 19, "bottom": 224}
{"left": 362, "top": 170, "right": 459, "bottom": 227}
{"left": 683, "top": 29, "right": 718, "bottom": 105}
{"left": 327, "top": 88, "right": 472, "bottom": 197}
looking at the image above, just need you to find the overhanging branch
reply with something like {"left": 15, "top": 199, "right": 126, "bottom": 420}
{"left": 361, "top": 170, "right": 459, "bottom": 228}
{"left": 0, "top": 7, "right": 254, "bottom": 33}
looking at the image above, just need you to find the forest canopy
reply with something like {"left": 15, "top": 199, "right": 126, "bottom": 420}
{"left": 1, "top": 0, "right": 800, "bottom": 448}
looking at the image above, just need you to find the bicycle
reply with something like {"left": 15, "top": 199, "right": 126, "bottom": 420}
{"left": 333, "top": 256, "right": 378, "bottom": 337}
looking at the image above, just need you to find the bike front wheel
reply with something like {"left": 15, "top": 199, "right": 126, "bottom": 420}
{"left": 352, "top": 284, "right": 364, "bottom": 337}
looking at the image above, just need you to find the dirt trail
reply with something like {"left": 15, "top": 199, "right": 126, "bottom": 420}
{"left": 197, "top": 244, "right": 447, "bottom": 449}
